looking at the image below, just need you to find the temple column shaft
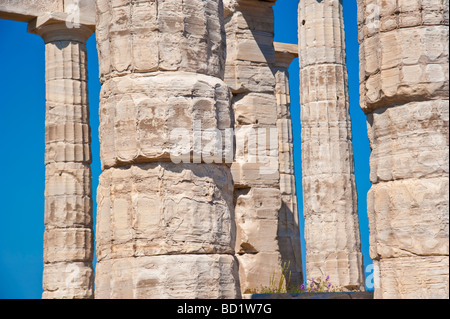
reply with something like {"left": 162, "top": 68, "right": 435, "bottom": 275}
{"left": 298, "top": 0, "right": 365, "bottom": 290}
{"left": 224, "top": 0, "right": 302, "bottom": 293}
{"left": 94, "top": 0, "right": 240, "bottom": 299}
{"left": 357, "top": 0, "right": 449, "bottom": 298}
{"left": 274, "top": 43, "right": 303, "bottom": 287}
{"left": 29, "top": 19, "right": 95, "bottom": 299}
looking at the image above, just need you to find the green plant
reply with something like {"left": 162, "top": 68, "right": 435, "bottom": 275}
{"left": 247, "top": 262, "right": 291, "bottom": 294}
{"left": 270, "top": 261, "right": 291, "bottom": 293}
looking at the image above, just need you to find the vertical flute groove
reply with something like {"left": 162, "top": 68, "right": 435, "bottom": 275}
{"left": 298, "top": 0, "right": 365, "bottom": 290}
{"left": 95, "top": 0, "right": 241, "bottom": 299}
{"left": 358, "top": 0, "right": 449, "bottom": 298}
{"left": 30, "top": 21, "right": 95, "bottom": 299}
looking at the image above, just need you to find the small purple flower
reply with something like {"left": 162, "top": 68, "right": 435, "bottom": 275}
{"left": 300, "top": 284, "right": 305, "bottom": 290}
{"left": 327, "top": 282, "right": 332, "bottom": 288}
{"left": 326, "top": 275, "right": 330, "bottom": 281}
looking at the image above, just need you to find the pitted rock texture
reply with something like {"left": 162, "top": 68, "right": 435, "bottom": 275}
{"left": 95, "top": 163, "right": 241, "bottom": 299}
{"left": 358, "top": 0, "right": 449, "bottom": 298}
{"left": 98, "top": 73, "right": 233, "bottom": 169}
{"left": 96, "top": 0, "right": 226, "bottom": 81}
{"left": 33, "top": 22, "right": 95, "bottom": 299}
{"left": 95, "top": 254, "right": 240, "bottom": 299}
{"left": 96, "top": 163, "right": 235, "bottom": 261}
{"left": 95, "top": 0, "right": 240, "bottom": 298}
{"left": 299, "top": 0, "right": 364, "bottom": 290}
{"left": 274, "top": 46, "right": 303, "bottom": 290}
{"left": 225, "top": 0, "right": 303, "bottom": 292}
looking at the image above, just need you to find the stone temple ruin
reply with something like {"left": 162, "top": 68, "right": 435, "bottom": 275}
{"left": 0, "top": 0, "right": 448, "bottom": 299}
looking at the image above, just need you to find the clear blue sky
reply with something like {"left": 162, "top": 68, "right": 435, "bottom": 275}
{"left": 0, "top": 1, "right": 372, "bottom": 298}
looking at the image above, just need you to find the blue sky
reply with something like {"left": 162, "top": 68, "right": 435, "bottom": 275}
{"left": 0, "top": 1, "right": 372, "bottom": 299}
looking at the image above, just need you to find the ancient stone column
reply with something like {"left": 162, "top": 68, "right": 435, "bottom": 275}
{"left": 273, "top": 42, "right": 303, "bottom": 289}
{"left": 28, "top": 16, "right": 95, "bottom": 299}
{"left": 298, "top": 0, "right": 365, "bottom": 290}
{"left": 224, "top": 0, "right": 302, "bottom": 293}
{"left": 357, "top": 0, "right": 449, "bottom": 298}
{"left": 94, "top": 0, "right": 240, "bottom": 298}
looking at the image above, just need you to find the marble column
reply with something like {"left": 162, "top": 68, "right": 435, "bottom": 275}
{"left": 298, "top": 0, "right": 365, "bottom": 290}
{"left": 29, "top": 17, "right": 95, "bottom": 299}
{"left": 94, "top": 0, "right": 240, "bottom": 299}
{"left": 273, "top": 42, "right": 303, "bottom": 288}
{"left": 224, "top": 0, "right": 302, "bottom": 293}
{"left": 357, "top": 0, "right": 449, "bottom": 298}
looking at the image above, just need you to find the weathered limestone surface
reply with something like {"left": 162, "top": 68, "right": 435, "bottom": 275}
{"left": 98, "top": 73, "right": 232, "bottom": 169}
{"left": 298, "top": 0, "right": 364, "bottom": 290}
{"left": 273, "top": 42, "right": 303, "bottom": 291}
{"left": 358, "top": 0, "right": 449, "bottom": 298}
{"left": 224, "top": 1, "right": 281, "bottom": 294}
{"left": 28, "top": 18, "right": 95, "bottom": 298}
{"left": 95, "top": 254, "right": 240, "bottom": 299}
{"left": 96, "top": 163, "right": 235, "bottom": 260}
{"left": 224, "top": 0, "right": 302, "bottom": 293}
{"left": 95, "top": 0, "right": 240, "bottom": 299}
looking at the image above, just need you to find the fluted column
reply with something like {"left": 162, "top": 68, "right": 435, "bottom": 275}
{"left": 29, "top": 19, "right": 95, "bottom": 299}
{"left": 274, "top": 42, "right": 303, "bottom": 287}
{"left": 357, "top": 0, "right": 449, "bottom": 298}
{"left": 94, "top": 0, "right": 240, "bottom": 299}
{"left": 298, "top": 0, "right": 364, "bottom": 290}
{"left": 224, "top": 0, "right": 302, "bottom": 293}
